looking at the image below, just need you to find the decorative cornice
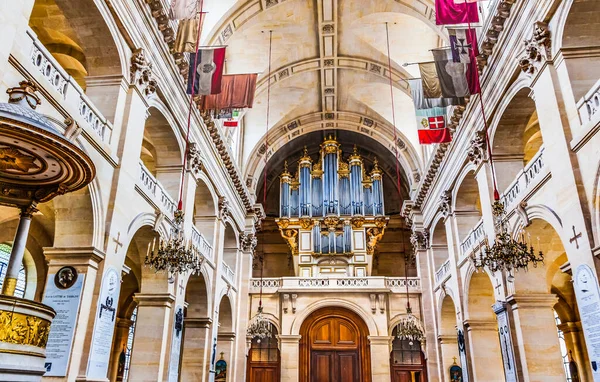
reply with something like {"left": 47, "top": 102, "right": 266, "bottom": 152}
{"left": 202, "top": 111, "right": 254, "bottom": 212}
{"left": 410, "top": 229, "right": 430, "bottom": 251}
{"left": 187, "top": 142, "right": 204, "bottom": 174}
{"left": 518, "top": 22, "right": 551, "bottom": 77}
{"left": 439, "top": 190, "right": 452, "bottom": 218}
{"left": 239, "top": 232, "right": 257, "bottom": 253}
{"left": 467, "top": 130, "right": 487, "bottom": 166}
{"left": 218, "top": 196, "right": 231, "bottom": 220}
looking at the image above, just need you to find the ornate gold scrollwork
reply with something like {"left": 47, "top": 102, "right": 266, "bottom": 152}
{"left": 281, "top": 229, "right": 298, "bottom": 255}
{"left": 323, "top": 216, "right": 340, "bottom": 229}
{"left": 374, "top": 216, "right": 388, "bottom": 229}
{"left": 0, "top": 310, "right": 51, "bottom": 349}
{"left": 299, "top": 218, "right": 313, "bottom": 230}
{"left": 351, "top": 216, "right": 365, "bottom": 229}
{"left": 277, "top": 218, "right": 290, "bottom": 229}
{"left": 366, "top": 226, "right": 386, "bottom": 256}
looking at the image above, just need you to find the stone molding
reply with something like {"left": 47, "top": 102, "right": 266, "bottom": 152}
{"left": 217, "top": 331, "right": 236, "bottom": 342}
{"left": 558, "top": 321, "right": 582, "bottom": 334}
{"left": 184, "top": 317, "right": 213, "bottom": 329}
{"left": 463, "top": 319, "right": 499, "bottom": 331}
{"left": 506, "top": 293, "right": 559, "bottom": 309}
{"left": 133, "top": 293, "right": 176, "bottom": 307}
{"left": 43, "top": 246, "right": 105, "bottom": 268}
{"left": 367, "top": 336, "right": 393, "bottom": 346}
{"left": 437, "top": 334, "right": 457, "bottom": 344}
{"left": 277, "top": 334, "right": 302, "bottom": 344}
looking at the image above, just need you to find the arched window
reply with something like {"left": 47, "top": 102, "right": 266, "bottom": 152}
{"left": 554, "top": 310, "right": 574, "bottom": 382}
{"left": 0, "top": 244, "right": 26, "bottom": 298}
{"left": 247, "top": 324, "right": 280, "bottom": 382}
{"left": 122, "top": 306, "right": 138, "bottom": 382}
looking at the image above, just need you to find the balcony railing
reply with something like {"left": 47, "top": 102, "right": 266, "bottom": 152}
{"left": 460, "top": 218, "right": 486, "bottom": 257}
{"left": 577, "top": 78, "right": 600, "bottom": 125}
{"left": 249, "top": 277, "right": 421, "bottom": 294}
{"left": 24, "top": 29, "right": 113, "bottom": 146}
{"left": 222, "top": 262, "right": 235, "bottom": 284}
{"left": 500, "top": 147, "right": 547, "bottom": 211}
{"left": 435, "top": 260, "right": 451, "bottom": 284}
{"left": 190, "top": 226, "right": 213, "bottom": 262}
{"left": 137, "top": 162, "right": 177, "bottom": 216}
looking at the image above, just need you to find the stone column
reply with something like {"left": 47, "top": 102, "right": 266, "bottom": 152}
{"left": 129, "top": 293, "right": 175, "bottom": 381}
{"left": 369, "top": 336, "right": 392, "bottom": 382}
{"left": 109, "top": 318, "right": 133, "bottom": 382}
{"left": 559, "top": 321, "right": 591, "bottom": 382}
{"left": 2, "top": 206, "right": 35, "bottom": 296}
{"left": 438, "top": 335, "right": 458, "bottom": 382}
{"left": 463, "top": 320, "right": 504, "bottom": 382}
{"left": 278, "top": 334, "right": 301, "bottom": 382}
{"left": 508, "top": 294, "right": 565, "bottom": 381}
{"left": 232, "top": 243, "right": 254, "bottom": 381}
{"left": 180, "top": 317, "right": 212, "bottom": 382}
{"left": 43, "top": 246, "right": 104, "bottom": 380}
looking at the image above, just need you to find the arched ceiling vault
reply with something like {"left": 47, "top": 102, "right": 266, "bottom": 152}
{"left": 202, "top": 0, "right": 447, "bottom": 197}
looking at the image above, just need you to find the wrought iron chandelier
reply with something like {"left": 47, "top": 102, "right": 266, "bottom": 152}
{"left": 396, "top": 306, "right": 426, "bottom": 346}
{"left": 471, "top": 201, "right": 544, "bottom": 273}
{"left": 145, "top": 209, "right": 203, "bottom": 275}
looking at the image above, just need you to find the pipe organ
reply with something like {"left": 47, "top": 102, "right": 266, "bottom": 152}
{"left": 277, "top": 136, "right": 388, "bottom": 277}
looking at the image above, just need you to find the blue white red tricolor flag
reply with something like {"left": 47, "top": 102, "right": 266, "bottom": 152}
{"left": 187, "top": 47, "right": 226, "bottom": 96}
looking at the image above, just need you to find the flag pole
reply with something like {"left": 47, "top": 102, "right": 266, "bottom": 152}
{"left": 177, "top": 1, "right": 205, "bottom": 211}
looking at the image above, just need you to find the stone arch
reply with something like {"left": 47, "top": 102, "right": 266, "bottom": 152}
{"left": 217, "top": 294, "right": 234, "bottom": 333}
{"left": 489, "top": 83, "right": 540, "bottom": 191}
{"left": 430, "top": 214, "right": 449, "bottom": 271}
{"left": 52, "top": 185, "right": 96, "bottom": 247}
{"left": 555, "top": 0, "right": 600, "bottom": 101}
{"left": 463, "top": 271, "right": 504, "bottom": 381}
{"left": 223, "top": 223, "right": 239, "bottom": 273}
{"left": 452, "top": 167, "right": 482, "bottom": 245}
{"left": 438, "top": 294, "right": 460, "bottom": 378}
{"left": 193, "top": 176, "right": 218, "bottom": 244}
{"left": 244, "top": 113, "right": 422, "bottom": 195}
{"left": 141, "top": 105, "right": 185, "bottom": 199}
{"left": 290, "top": 299, "right": 379, "bottom": 336}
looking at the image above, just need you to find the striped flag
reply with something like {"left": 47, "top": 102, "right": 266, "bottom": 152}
{"left": 187, "top": 47, "right": 226, "bottom": 96}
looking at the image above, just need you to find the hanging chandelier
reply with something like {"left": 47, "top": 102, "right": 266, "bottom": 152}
{"left": 247, "top": 305, "right": 272, "bottom": 343}
{"left": 396, "top": 306, "right": 426, "bottom": 346}
{"left": 145, "top": 209, "right": 203, "bottom": 275}
{"left": 471, "top": 201, "right": 544, "bottom": 273}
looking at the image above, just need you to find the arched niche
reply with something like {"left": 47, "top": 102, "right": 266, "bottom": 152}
{"left": 223, "top": 224, "right": 238, "bottom": 273}
{"left": 453, "top": 170, "right": 482, "bottom": 246}
{"left": 140, "top": 106, "right": 184, "bottom": 199}
{"left": 218, "top": 294, "right": 234, "bottom": 334}
{"left": 124, "top": 225, "right": 169, "bottom": 294}
{"left": 29, "top": 0, "right": 127, "bottom": 122}
{"left": 430, "top": 217, "right": 449, "bottom": 271}
{"left": 490, "top": 86, "right": 541, "bottom": 191}
{"left": 438, "top": 294, "right": 460, "bottom": 381}
{"left": 193, "top": 178, "right": 218, "bottom": 244}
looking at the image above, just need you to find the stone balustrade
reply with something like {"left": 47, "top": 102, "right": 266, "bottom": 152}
{"left": 577, "top": 78, "right": 600, "bottom": 124}
{"left": 190, "top": 226, "right": 214, "bottom": 263}
{"left": 137, "top": 161, "right": 177, "bottom": 216}
{"left": 221, "top": 262, "right": 235, "bottom": 284}
{"left": 500, "top": 147, "right": 547, "bottom": 210}
{"left": 460, "top": 218, "right": 486, "bottom": 257}
{"left": 25, "top": 29, "right": 113, "bottom": 146}
{"left": 435, "top": 260, "right": 451, "bottom": 285}
{"left": 249, "top": 276, "right": 421, "bottom": 294}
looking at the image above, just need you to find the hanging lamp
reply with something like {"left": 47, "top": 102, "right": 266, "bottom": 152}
{"left": 247, "top": 30, "right": 275, "bottom": 342}
{"left": 382, "top": 22, "right": 426, "bottom": 345}
{"left": 145, "top": 2, "right": 206, "bottom": 276}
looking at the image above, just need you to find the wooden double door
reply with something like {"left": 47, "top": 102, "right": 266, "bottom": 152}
{"left": 300, "top": 307, "right": 371, "bottom": 382}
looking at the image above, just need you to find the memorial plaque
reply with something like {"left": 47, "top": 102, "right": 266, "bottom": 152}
{"left": 574, "top": 264, "right": 600, "bottom": 381}
{"left": 43, "top": 267, "right": 84, "bottom": 376}
{"left": 494, "top": 302, "right": 517, "bottom": 382}
{"left": 87, "top": 267, "right": 120, "bottom": 379}
{"left": 168, "top": 306, "right": 184, "bottom": 382}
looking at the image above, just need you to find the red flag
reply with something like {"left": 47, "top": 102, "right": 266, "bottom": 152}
{"left": 436, "top": 0, "right": 479, "bottom": 25}
{"left": 187, "top": 47, "right": 226, "bottom": 95}
{"left": 223, "top": 120, "right": 238, "bottom": 128}
{"left": 449, "top": 28, "right": 481, "bottom": 94}
{"left": 416, "top": 109, "right": 452, "bottom": 144}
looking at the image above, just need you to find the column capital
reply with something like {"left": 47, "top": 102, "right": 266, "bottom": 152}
{"left": 116, "top": 318, "right": 134, "bottom": 329}
{"left": 43, "top": 246, "right": 105, "bottom": 269}
{"left": 558, "top": 321, "right": 582, "bottom": 334}
{"left": 437, "top": 334, "right": 457, "bottom": 344}
{"left": 217, "top": 331, "right": 236, "bottom": 342}
{"left": 464, "top": 319, "right": 498, "bottom": 332}
{"left": 133, "top": 293, "right": 175, "bottom": 307}
{"left": 368, "top": 335, "right": 393, "bottom": 345}
{"left": 185, "top": 317, "right": 212, "bottom": 329}
{"left": 506, "top": 293, "right": 559, "bottom": 309}
{"left": 277, "top": 334, "right": 302, "bottom": 344}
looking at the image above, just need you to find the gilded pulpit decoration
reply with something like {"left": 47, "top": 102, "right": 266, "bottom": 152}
{"left": 519, "top": 22, "right": 551, "bottom": 76}
{"left": 0, "top": 310, "right": 52, "bottom": 348}
{"left": 0, "top": 147, "right": 40, "bottom": 173}
{"left": 467, "top": 130, "right": 487, "bottom": 166}
{"left": 276, "top": 136, "right": 389, "bottom": 276}
{"left": 130, "top": 48, "right": 158, "bottom": 96}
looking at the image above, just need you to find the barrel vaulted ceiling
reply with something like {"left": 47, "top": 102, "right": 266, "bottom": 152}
{"left": 201, "top": 0, "right": 446, "bottom": 193}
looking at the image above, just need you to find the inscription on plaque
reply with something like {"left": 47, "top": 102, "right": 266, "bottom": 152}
{"left": 574, "top": 264, "right": 600, "bottom": 381}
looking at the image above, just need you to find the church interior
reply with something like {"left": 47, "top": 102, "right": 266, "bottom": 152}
{"left": 0, "top": 0, "right": 599, "bottom": 381}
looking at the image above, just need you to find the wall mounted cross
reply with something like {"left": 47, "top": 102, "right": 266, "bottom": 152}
{"left": 113, "top": 232, "right": 124, "bottom": 253}
{"left": 569, "top": 225, "right": 582, "bottom": 249}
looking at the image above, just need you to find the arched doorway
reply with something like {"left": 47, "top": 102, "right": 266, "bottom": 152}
{"left": 246, "top": 323, "right": 280, "bottom": 382}
{"left": 389, "top": 328, "right": 427, "bottom": 382}
{"left": 299, "top": 307, "right": 371, "bottom": 382}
